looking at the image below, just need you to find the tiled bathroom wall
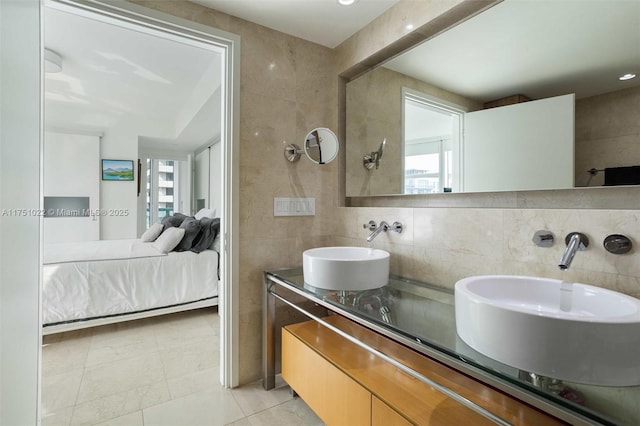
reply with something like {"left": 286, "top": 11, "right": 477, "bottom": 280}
{"left": 575, "top": 86, "right": 640, "bottom": 187}
{"left": 334, "top": 207, "right": 640, "bottom": 298}
{"left": 136, "top": 0, "right": 640, "bottom": 388}
{"left": 131, "top": 0, "right": 338, "bottom": 384}
{"left": 345, "top": 66, "right": 482, "bottom": 196}
{"left": 332, "top": 0, "right": 640, "bottom": 300}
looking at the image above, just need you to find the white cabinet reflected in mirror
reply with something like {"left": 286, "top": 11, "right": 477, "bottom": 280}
{"left": 345, "top": 0, "right": 640, "bottom": 197}
{"left": 388, "top": 89, "right": 574, "bottom": 195}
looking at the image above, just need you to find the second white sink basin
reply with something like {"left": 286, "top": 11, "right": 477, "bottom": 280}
{"left": 303, "top": 246, "right": 389, "bottom": 291}
{"left": 455, "top": 275, "right": 640, "bottom": 386}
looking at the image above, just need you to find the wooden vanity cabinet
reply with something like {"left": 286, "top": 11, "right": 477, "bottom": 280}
{"left": 282, "top": 316, "right": 567, "bottom": 426}
{"left": 282, "top": 325, "right": 370, "bottom": 425}
{"left": 371, "top": 396, "right": 412, "bottom": 426}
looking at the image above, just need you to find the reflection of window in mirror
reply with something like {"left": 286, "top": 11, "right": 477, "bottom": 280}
{"left": 402, "top": 88, "right": 465, "bottom": 194}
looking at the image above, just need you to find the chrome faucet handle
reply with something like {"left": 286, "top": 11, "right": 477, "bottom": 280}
{"left": 532, "top": 230, "right": 554, "bottom": 247}
{"left": 363, "top": 220, "right": 377, "bottom": 231}
{"left": 603, "top": 234, "right": 632, "bottom": 254}
{"left": 389, "top": 221, "right": 403, "bottom": 233}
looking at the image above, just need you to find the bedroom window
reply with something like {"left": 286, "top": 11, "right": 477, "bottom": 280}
{"left": 146, "top": 159, "right": 181, "bottom": 227}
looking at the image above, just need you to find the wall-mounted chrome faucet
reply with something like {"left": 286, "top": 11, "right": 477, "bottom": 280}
{"left": 558, "top": 232, "right": 589, "bottom": 270}
{"left": 363, "top": 220, "right": 403, "bottom": 243}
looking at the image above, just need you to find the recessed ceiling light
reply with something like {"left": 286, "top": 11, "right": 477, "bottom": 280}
{"left": 338, "top": 0, "right": 358, "bottom": 5}
{"left": 406, "top": 24, "right": 414, "bottom": 31}
{"left": 619, "top": 73, "right": 636, "bottom": 81}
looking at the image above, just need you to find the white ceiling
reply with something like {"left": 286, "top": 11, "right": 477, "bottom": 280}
{"left": 44, "top": 0, "right": 397, "bottom": 151}
{"left": 44, "top": 5, "right": 222, "bottom": 151}
{"left": 191, "top": 0, "right": 398, "bottom": 48}
{"left": 384, "top": 0, "right": 640, "bottom": 102}
{"left": 46, "top": 0, "right": 639, "bottom": 153}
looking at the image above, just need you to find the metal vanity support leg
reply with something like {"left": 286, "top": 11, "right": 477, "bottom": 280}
{"left": 263, "top": 274, "right": 276, "bottom": 390}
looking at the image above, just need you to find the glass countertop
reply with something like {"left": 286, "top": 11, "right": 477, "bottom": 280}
{"left": 266, "top": 268, "right": 631, "bottom": 426}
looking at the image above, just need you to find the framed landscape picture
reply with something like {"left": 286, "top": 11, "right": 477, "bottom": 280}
{"left": 102, "top": 159, "right": 134, "bottom": 181}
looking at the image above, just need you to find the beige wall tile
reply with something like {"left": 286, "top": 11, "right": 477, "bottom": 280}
{"left": 575, "top": 86, "right": 640, "bottom": 186}
{"left": 413, "top": 208, "right": 503, "bottom": 255}
{"left": 127, "top": 0, "right": 338, "bottom": 384}
{"left": 343, "top": 31, "right": 483, "bottom": 197}
{"left": 134, "top": 1, "right": 640, "bottom": 391}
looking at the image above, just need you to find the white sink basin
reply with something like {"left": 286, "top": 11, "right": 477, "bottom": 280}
{"left": 455, "top": 275, "right": 640, "bottom": 386}
{"left": 303, "top": 246, "right": 389, "bottom": 291}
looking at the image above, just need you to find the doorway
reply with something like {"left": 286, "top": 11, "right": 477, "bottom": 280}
{"left": 41, "top": 0, "right": 239, "bottom": 422}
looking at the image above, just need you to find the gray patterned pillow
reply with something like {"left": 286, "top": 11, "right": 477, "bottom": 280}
{"left": 174, "top": 217, "right": 202, "bottom": 252}
{"left": 190, "top": 217, "right": 220, "bottom": 253}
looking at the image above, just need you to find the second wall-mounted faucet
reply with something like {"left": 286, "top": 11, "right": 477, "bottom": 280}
{"left": 558, "top": 232, "right": 589, "bottom": 270}
{"left": 363, "top": 220, "right": 403, "bottom": 243}
{"left": 536, "top": 230, "right": 633, "bottom": 270}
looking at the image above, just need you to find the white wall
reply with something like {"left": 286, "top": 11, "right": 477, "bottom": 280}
{"left": 0, "top": 0, "right": 41, "bottom": 423}
{"left": 195, "top": 148, "right": 209, "bottom": 210}
{"left": 209, "top": 141, "right": 221, "bottom": 215}
{"left": 193, "top": 142, "right": 221, "bottom": 216}
{"left": 43, "top": 131, "right": 100, "bottom": 243}
{"left": 100, "top": 119, "right": 139, "bottom": 239}
{"left": 180, "top": 154, "right": 192, "bottom": 215}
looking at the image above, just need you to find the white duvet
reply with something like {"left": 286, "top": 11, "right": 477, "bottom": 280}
{"left": 44, "top": 239, "right": 165, "bottom": 264}
{"left": 42, "top": 240, "right": 219, "bottom": 326}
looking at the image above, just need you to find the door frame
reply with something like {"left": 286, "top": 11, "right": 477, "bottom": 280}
{"left": 43, "top": 0, "right": 241, "bottom": 389}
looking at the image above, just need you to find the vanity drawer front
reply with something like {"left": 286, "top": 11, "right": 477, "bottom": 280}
{"left": 372, "top": 396, "right": 412, "bottom": 426}
{"left": 283, "top": 318, "right": 566, "bottom": 426}
{"left": 282, "top": 327, "right": 371, "bottom": 426}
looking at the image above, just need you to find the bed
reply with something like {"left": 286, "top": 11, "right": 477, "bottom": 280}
{"left": 42, "top": 214, "right": 220, "bottom": 334}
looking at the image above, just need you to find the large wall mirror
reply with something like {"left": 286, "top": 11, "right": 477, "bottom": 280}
{"left": 345, "top": 0, "right": 640, "bottom": 197}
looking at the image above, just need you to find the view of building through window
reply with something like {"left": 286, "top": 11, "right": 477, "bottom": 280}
{"left": 404, "top": 146, "right": 452, "bottom": 194}
{"left": 158, "top": 160, "right": 175, "bottom": 217}
{"left": 146, "top": 159, "right": 179, "bottom": 228}
{"left": 403, "top": 91, "right": 461, "bottom": 194}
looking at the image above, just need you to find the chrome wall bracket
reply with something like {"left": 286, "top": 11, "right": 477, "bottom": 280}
{"left": 284, "top": 143, "right": 303, "bottom": 162}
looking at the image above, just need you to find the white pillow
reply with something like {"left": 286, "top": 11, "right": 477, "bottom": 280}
{"left": 140, "top": 223, "right": 164, "bottom": 242}
{"left": 194, "top": 208, "right": 216, "bottom": 220}
{"left": 152, "top": 227, "right": 185, "bottom": 253}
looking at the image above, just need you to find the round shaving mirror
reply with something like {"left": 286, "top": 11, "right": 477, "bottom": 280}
{"left": 284, "top": 127, "right": 339, "bottom": 164}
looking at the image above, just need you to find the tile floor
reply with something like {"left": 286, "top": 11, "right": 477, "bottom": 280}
{"left": 41, "top": 308, "right": 323, "bottom": 426}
